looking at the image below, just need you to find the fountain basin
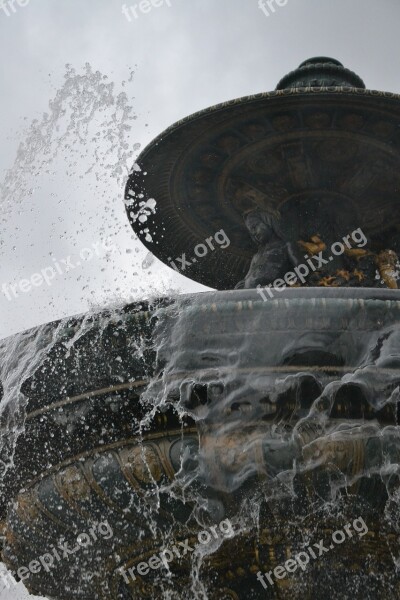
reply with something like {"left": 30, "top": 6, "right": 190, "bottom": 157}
{"left": 2, "top": 287, "right": 400, "bottom": 598}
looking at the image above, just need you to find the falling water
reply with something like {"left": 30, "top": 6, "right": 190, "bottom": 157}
{"left": 139, "top": 291, "right": 400, "bottom": 598}
{"left": 0, "top": 63, "right": 146, "bottom": 598}
{"left": 0, "top": 324, "right": 62, "bottom": 496}
{"left": 0, "top": 60, "right": 141, "bottom": 503}
{"left": 3, "top": 286, "right": 400, "bottom": 598}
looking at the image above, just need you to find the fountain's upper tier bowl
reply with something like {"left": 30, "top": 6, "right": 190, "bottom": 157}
{"left": 125, "top": 88, "right": 400, "bottom": 289}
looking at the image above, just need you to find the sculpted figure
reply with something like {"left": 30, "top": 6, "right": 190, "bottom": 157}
{"left": 235, "top": 208, "right": 298, "bottom": 289}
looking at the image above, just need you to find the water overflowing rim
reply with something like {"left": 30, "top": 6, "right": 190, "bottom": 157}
{"left": 2, "top": 287, "right": 400, "bottom": 343}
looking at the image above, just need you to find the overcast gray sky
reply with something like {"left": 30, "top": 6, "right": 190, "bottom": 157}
{"left": 1, "top": 0, "right": 400, "bottom": 597}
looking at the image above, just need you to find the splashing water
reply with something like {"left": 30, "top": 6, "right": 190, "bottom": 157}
{"left": 138, "top": 291, "right": 400, "bottom": 597}
{"left": 0, "top": 63, "right": 140, "bottom": 223}
{"left": 2, "top": 291, "right": 400, "bottom": 598}
{"left": 0, "top": 323, "right": 64, "bottom": 505}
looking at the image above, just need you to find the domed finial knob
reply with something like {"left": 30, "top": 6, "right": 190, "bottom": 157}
{"left": 276, "top": 57, "right": 366, "bottom": 90}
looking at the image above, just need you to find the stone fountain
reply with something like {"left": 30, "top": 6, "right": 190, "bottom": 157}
{"left": 2, "top": 58, "right": 400, "bottom": 599}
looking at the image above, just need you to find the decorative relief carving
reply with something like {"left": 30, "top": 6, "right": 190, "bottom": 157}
{"left": 55, "top": 465, "right": 91, "bottom": 502}
{"left": 122, "top": 444, "right": 163, "bottom": 484}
